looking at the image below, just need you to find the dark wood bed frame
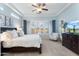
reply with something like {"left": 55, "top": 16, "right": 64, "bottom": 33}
{"left": 0, "top": 27, "right": 42, "bottom": 56}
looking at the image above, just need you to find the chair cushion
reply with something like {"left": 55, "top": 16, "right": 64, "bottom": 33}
{"left": 49, "top": 33, "right": 59, "bottom": 40}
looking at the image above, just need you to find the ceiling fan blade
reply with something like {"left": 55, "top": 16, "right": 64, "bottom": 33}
{"left": 42, "top": 3, "right": 46, "bottom": 7}
{"left": 32, "top": 9, "right": 36, "bottom": 12}
{"left": 42, "top": 8, "right": 48, "bottom": 11}
{"left": 37, "top": 3, "right": 41, "bottom": 6}
{"left": 32, "top": 4, "right": 38, "bottom": 7}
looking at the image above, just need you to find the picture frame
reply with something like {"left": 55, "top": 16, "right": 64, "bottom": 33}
{"left": 5, "top": 16, "right": 11, "bottom": 26}
{"left": 0, "top": 14, "right": 5, "bottom": 26}
{"left": 5, "top": 16, "right": 9, "bottom": 26}
{"left": 9, "top": 17, "right": 11, "bottom": 26}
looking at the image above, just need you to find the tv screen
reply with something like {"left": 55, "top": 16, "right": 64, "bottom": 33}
{"left": 66, "top": 20, "right": 79, "bottom": 33}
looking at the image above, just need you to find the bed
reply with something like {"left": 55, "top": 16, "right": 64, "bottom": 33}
{"left": 0, "top": 27, "right": 42, "bottom": 56}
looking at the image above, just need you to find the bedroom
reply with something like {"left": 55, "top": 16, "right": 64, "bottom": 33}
{"left": 0, "top": 3, "right": 79, "bottom": 56}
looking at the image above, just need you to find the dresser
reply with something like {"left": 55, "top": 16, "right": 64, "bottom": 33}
{"left": 62, "top": 33, "right": 79, "bottom": 55}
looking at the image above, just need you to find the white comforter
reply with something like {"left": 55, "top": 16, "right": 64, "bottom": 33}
{"left": 3, "top": 34, "right": 42, "bottom": 48}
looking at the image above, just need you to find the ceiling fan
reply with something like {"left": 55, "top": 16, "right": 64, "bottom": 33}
{"left": 32, "top": 3, "right": 48, "bottom": 14}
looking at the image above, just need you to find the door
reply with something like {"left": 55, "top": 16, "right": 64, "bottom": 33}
{"left": 23, "top": 20, "right": 27, "bottom": 34}
{"left": 52, "top": 20, "right": 56, "bottom": 32}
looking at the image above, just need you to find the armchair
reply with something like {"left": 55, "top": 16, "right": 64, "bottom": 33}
{"left": 49, "top": 33, "right": 59, "bottom": 41}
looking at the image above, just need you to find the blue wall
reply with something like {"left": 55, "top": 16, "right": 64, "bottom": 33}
{"left": 57, "top": 4, "right": 79, "bottom": 33}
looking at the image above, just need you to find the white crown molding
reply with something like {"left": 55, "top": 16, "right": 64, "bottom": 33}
{"left": 56, "top": 3, "right": 72, "bottom": 17}
{"left": 4, "top": 3, "right": 72, "bottom": 18}
{"left": 4, "top": 3, "right": 24, "bottom": 17}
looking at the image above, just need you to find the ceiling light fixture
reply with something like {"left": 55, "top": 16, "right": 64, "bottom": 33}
{"left": 32, "top": 3, "right": 48, "bottom": 14}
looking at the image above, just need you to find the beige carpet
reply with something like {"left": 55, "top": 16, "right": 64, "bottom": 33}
{"left": 2, "top": 38, "right": 78, "bottom": 56}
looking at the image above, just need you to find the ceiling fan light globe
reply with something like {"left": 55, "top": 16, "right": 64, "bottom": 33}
{"left": 37, "top": 8, "right": 42, "bottom": 11}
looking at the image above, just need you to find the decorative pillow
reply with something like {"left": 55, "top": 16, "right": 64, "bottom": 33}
{"left": 17, "top": 30, "right": 24, "bottom": 37}
{"left": 11, "top": 30, "right": 18, "bottom": 38}
{"left": 1, "top": 31, "right": 13, "bottom": 41}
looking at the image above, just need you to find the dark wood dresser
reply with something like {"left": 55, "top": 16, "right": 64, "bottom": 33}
{"left": 62, "top": 33, "right": 79, "bottom": 55}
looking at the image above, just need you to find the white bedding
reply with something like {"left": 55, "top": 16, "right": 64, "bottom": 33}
{"left": 3, "top": 34, "right": 42, "bottom": 48}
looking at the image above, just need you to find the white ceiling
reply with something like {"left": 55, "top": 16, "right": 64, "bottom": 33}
{"left": 7, "top": 3, "right": 71, "bottom": 18}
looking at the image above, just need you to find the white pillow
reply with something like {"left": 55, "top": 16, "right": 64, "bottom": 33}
{"left": 18, "top": 30, "right": 24, "bottom": 37}
{"left": 11, "top": 30, "right": 18, "bottom": 38}
{"left": 1, "top": 31, "right": 13, "bottom": 42}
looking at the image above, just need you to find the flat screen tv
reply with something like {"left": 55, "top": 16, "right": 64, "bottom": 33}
{"left": 66, "top": 20, "right": 79, "bottom": 33}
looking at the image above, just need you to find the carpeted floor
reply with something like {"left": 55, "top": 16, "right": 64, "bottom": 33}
{"left": 2, "top": 38, "right": 78, "bottom": 56}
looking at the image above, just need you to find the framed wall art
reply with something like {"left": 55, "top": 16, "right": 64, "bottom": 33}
{"left": 5, "top": 16, "right": 12, "bottom": 26}
{"left": 5, "top": 16, "right": 10, "bottom": 26}
{"left": 0, "top": 14, "right": 5, "bottom": 27}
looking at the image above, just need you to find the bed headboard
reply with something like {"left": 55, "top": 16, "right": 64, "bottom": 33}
{"left": 0, "top": 27, "right": 17, "bottom": 33}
